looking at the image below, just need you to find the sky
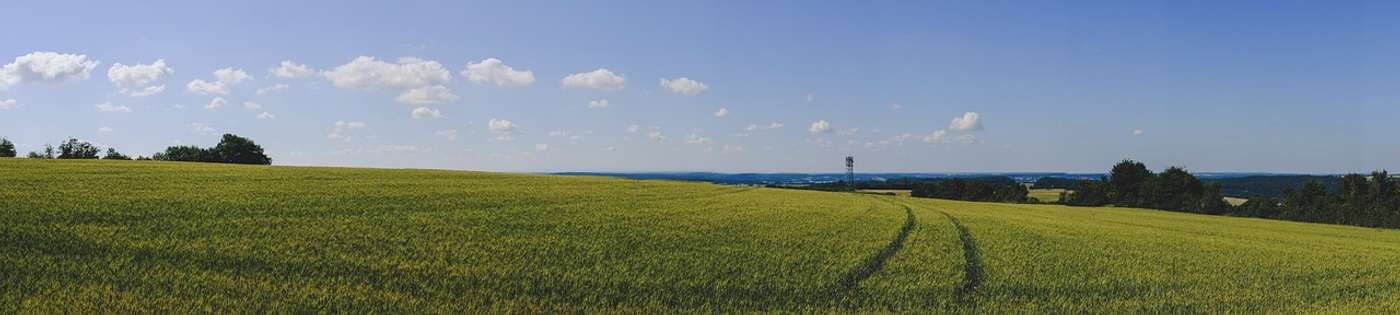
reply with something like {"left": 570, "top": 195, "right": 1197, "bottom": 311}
{"left": 1, "top": 0, "right": 1398, "bottom": 173}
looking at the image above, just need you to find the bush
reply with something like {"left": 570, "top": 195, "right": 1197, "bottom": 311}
{"left": 0, "top": 138, "right": 15, "bottom": 157}
{"left": 103, "top": 148, "right": 132, "bottom": 160}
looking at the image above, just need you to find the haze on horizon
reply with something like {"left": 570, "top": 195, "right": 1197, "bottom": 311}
{"left": 1, "top": 1, "right": 1397, "bottom": 174}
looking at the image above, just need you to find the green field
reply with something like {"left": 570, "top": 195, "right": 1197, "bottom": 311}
{"left": 1028, "top": 188, "right": 1067, "bottom": 203}
{"left": 4, "top": 159, "right": 1400, "bottom": 313}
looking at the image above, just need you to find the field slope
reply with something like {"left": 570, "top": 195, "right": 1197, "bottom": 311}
{"left": 2, "top": 159, "right": 1399, "bottom": 313}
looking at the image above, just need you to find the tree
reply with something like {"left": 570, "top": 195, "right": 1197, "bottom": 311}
{"left": 103, "top": 148, "right": 132, "bottom": 160}
{"left": 1063, "top": 177, "right": 1112, "bottom": 206}
{"left": 0, "top": 138, "right": 15, "bottom": 157}
{"left": 1109, "top": 160, "right": 1154, "bottom": 207}
{"left": 212, "top": 134, "right": 271, "bottom": 165}
{"left": 27, "top": 144, "right": 56, "bottom": 159}
{"left": 153, "top": 145, "right": 218, "bottom": 162}
{"left": 57, "top": 138, "right": 100, "bottom": 159}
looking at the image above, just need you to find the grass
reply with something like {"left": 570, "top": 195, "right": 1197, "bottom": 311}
{"left": 3, "top": 159, "right": 1399, "bottom": 312}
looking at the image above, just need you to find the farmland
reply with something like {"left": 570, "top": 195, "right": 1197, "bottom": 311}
{"left": 3, "top": 159, "right": 1400, "bottom": 312}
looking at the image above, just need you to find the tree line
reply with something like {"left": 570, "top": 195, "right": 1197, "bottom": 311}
{"left": 0, "top": 134, "right": 271, "bottom": 165}
{"left": 1061, "top": 160, "right": 1398, "bottom": 228}
{"left": 909, "top": 177, "right": 1029, "bottom": 203}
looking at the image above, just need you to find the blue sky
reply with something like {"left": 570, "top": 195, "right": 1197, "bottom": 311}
{"left": 1, "top": 1, "right": 1397, "bottom": 173}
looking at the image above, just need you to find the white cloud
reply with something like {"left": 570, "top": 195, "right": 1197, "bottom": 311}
{"left": 186, "top": 67, "right": 251, "bottom": 95}
{"left": 535, "top": 143, "right": 550, "bottom": 152}
{"left": 323, "top": 56, "right": 450, "bottom": 89}
{"left": 659, "top": 77, "right": 708, "bottom": 96}
{"left": 127, "top": 85, "right": 165, "bottom": 97}
{"left": 647, "top": 130, "right": 665, "bottom": 142}
{"left": 243, "top": 101, "right": 261, "bottom": 110}
{"left": 837, "top": 128, "right": 859, "bottom": 136}
{"left": 922, "top": 130, "right": 947, "bottom": 143}
{"left": 214, "top": 68, "right": 251, "bottom": 84}
{"left": 94, "top": 102, "right": 131, "bottom": 113}
{"left": 588, "top": 99, "right": 609, "bottom": 109}
{"left": 949, "top": 112, "right": 982, "bottom": 131}
{"left": 98, "top": 126, "right": 113, "bottom": 133}
{"left": 256, "top": 84, "right": 290, "bottom": 95}
{"left": 685, "top": 133, "right": 713, "bottom": 145}
{"left": 626, "top": 124, "right": 640, "bottom": 133}
{"left": 809, "top": 120, "right": 832, "bottom": 134}
{"left": 328, "top": 120, "right": 366, "bottom": 142}
{"left": 434, "top": 129, "right": 458, "bottom": 141}
{"left": 891, "top": 104, "right": 903, "bottom": 111}
{"left": 1, "top": 51, "right": 100, "bottom": 89}
{"left": 488, "top": 118, "right": 519, "bottom": 141}
{"left": 713, "top": 107, "right": 728, "bottom": 118}
{"left": 411, "top": 107, "right": 443, "bottom": 119}
{"left": 722, "top": 145, "right": 744, "bottom": 153}
{"left": 463, "top": 58, "right": 534, "bottom": 87}
{"left": 257, "top": 112, "right": 276, "bottom": 120}
{"left": 270, "top": 60, "right": 316, "bottom": 78}
{"left": 107, "top": 59, "right": 173, "bottom": 96}
{"left": 1133, "top": 129, "right": 1144, "bottom": 136}
{"left": 205, "top": 97, "right": 226, "bottom": 109}
{"left": 397, "top": 85, "right": 458, "bottom": 104}
{"left": 747, "top": 122, "right": 786, "bottom": 131}
{"left": 0, "top": 99, "right": 15, "bottom": 110}
{"left": 191, "top": 122, "right": 216, "bottom": 135}
{"left": 956, "top": 134, "right": 979, "bottom": 144}
{"left": 562, "top": 68, "right": 625, "bottom": 91}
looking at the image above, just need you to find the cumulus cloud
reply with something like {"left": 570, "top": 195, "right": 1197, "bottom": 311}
{"left": 94, "top": 102, "right": 131, "bottom": 113}
{"left": 256, "top": 84, "right": 290, "bottom": 95}
{"left": 0, "top": 99, "right": 15, "bottom": 110}
{"left": 588, "top": 99, "right": 609, "bottom": 109}
{"left": 488, "top": 118, "right": 519, "bottom": 141}
{"left": 107, "top": 59, "right": 173, "bottom": 96}
{"left": 714, "top": 107, "right": 728, "bottom": 118}
{"left": 463, "top": 58, "right": 534, "bottom": 87}
{"left": 949, "top": 112, "right": 982, "bottom": 131}
{"left": 434, "top": 129, "right": 458, "bottom": 141}
{"left": 191, "top": 122, "right": 216, "bottom": 135}
{"left": 328, "top": 120, "right": 366, "bottom": 142}
{"left": 685, "top": 133, "right": 713, "bottom": 145}
{"left": 659, "top": 77, "right": 708, "bottom": 96}
{"left": 397, "top": 85, "right": 458, "bottom": 104}
{"left": 257, "top": 112, "right": 276, "bottom": 120}
{"left": 186, "top": 67, "right": 251, "bottom": 95}
{"left": 562, "top": 68, "right": 625, "bottom": 90}
{"left": 0, "top": 51, "right": 100, "bottom": 90}
{"left": 205, "top": 97, "right": 227, "bottom": 109}
{"left": 647, "top": 130, "right": 665, "bottom": 142}
{"left": 922, "top": 130, "right": 947, "bottom": 143}
{"left": 1133, "top": 129, "right": 1144, "bottom": 136}
{"left": 809, "top": 120, "right": 832, "bottom": 134}
{"left": 411, "top": 107, "right": 443, "bottom": 119}
{"left": 626, "top": 124, "right": 640, "bottom": 133}
{"left": 323, "top": 56, "right": 450, "bottom": 90}
{"left": 745, "top": 122, "right": 785, "bottom": 131}
{"left": 270, "top": 60, "right": 316, "bottom": 78}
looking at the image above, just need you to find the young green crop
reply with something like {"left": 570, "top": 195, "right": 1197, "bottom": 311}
{"left": 2, "top": 159, "right": 1399, "bottom": 312}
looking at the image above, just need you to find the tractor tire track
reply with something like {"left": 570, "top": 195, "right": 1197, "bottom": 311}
{"left": 938, "top": 211, "right": 983, "bottom": 310}
{"left": 835, "top": 203, "right": 915, "bottom": 292}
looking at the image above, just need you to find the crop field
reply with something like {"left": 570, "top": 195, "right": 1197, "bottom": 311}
{"left": 3, "top": 159, "right": 1400, "bottom": 313}
{"left": 1027, "top": 188, "right": 1066, "bottom": 203}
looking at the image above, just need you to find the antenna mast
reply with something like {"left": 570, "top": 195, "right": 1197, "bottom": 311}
{"left": 845, "top": 156, "right": 855, "bottom": 190}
